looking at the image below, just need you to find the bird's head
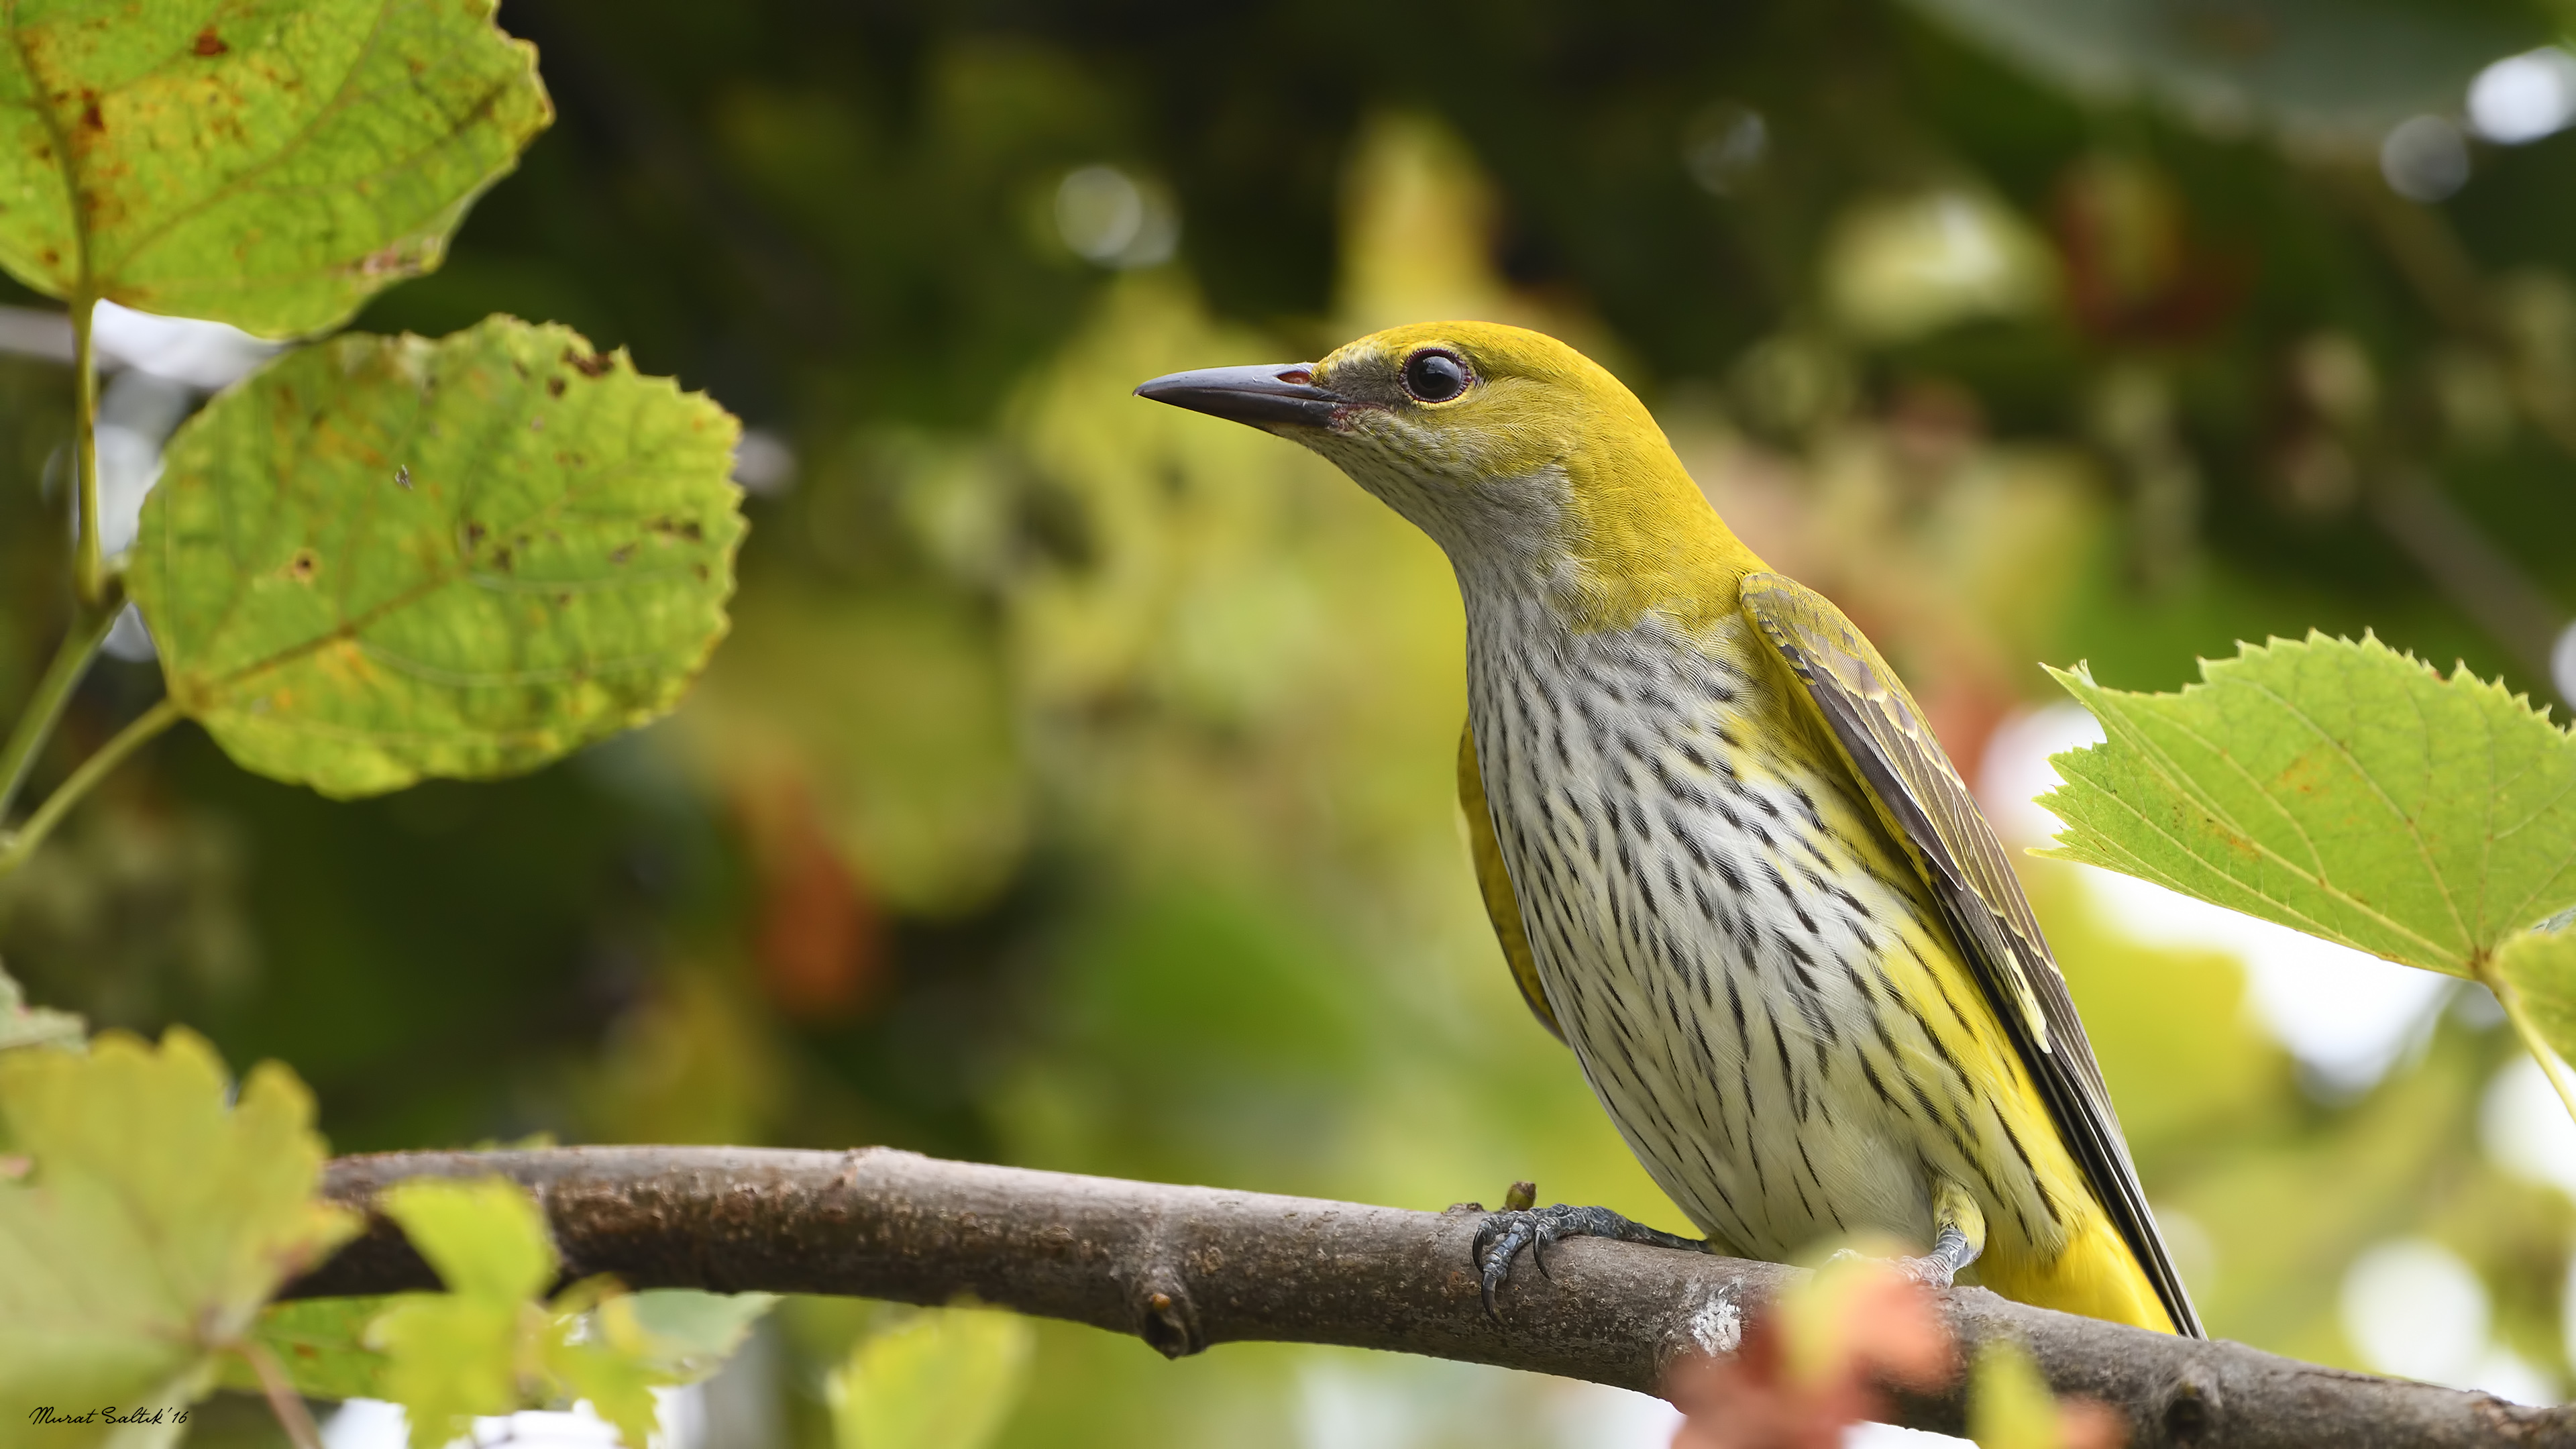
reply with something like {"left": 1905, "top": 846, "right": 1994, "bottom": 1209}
{"left": 1136, "top": 321, "right": 1760, "bottom": 632}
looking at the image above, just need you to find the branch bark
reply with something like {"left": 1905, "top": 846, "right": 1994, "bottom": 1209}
{"left": 286, "top": 1146, "right": 2574, "bottom": 1448}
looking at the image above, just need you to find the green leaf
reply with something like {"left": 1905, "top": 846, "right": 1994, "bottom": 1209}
{"left": 369, "top": 1292, "right": 537, "bottom": 1449}
{"left": 626, "top": 1289, "right": 780, "bottom": 1384}
{"left": 129, "top": 317, "right": 746, "bottom": 798}
{"left": 219, "top": 1297, "right": 394, "bottom": 1402}
{"left": 367, "top": 1177, "right": 557, "bottom": 1449}
{"left": 2498, "top": 926, "right": 2576, "bottom": 1065}
{"left": 830, "top": 1307, "right": 1034, "bottom": 1449}
{"left": 217, "top": 1289, "right": 763, "bottom": 1420}
{"left": 364, "top": 1183, "right": 708, "bottom": 1449}
{"left": 0, "top": 961, "right": 81, "bottom": 1054}
{"left": 543, "top": 1294, "right": 663, "bottom": 1449}
{"left": 378, "top": 1175, "right": 556, "bottom": 1303}
{"left": 0, "top": 0, "right": 551, "bottom": 337}
{"left": 0, "top": 1029, "right": 357, "bottom": 1446}
{"left": 2038, "top": 633, "right": 2576, "bottom": 979}
{"left": 1967, "top": 1340, "right": 2065, "bottom": 1449}
{"left": 1905, "top": 0, "right": 2546, "bottom": 147}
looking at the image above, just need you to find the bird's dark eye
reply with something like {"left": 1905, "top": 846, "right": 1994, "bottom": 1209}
{"left": 1401, "top": 349, "right": 1470, "bottom": 403}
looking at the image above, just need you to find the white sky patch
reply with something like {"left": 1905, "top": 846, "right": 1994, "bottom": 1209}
{"left": 0, "top": 299, "right": 278, "bottom": 385}
{"left": 1548, "top": 1383, "right": 1689, "bottom": 1449}
{"left": 323, "top": 1389, "right": 704, "bottom": 1449}
{"left": 2474, "top": 1347, "right": 2564, "bottom": 1405}
{"left": 2484, "top": 1053, "right": 2576, "bottom": 1197}
{"left": 1979, "top": 704, "right": 2451, "bottom": 1094}
{"left": 2342, "top": 1238, "right": 2489, "bottom": 1385}
{"left": 90, "top": 299, "right": 278, "bottom": 388}
{"left": 2337, "top": 1238, "right": 2559, "bottom": 1401}
{"left": 0, "top": 301, "right": 284, "bottom": 661}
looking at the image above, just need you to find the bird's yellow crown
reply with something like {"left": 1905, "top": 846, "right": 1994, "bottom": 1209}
{"left": 1306, "top": 321, "right": 1766, "bottom": 634}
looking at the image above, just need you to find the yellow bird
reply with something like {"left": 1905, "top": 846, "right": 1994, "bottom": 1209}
{"left": 1136, "top": 321, "right": 2200, "bottom": 1337}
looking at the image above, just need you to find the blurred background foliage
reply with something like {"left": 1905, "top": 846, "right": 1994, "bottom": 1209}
{"left": 9, "top": 0, "right": 2576, "bottom": 1443}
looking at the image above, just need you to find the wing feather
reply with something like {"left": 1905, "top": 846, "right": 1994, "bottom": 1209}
{"left": 1739, "top": 572, "right": 2204, "bottom": 1338}
{"left": 1460, "top": 721, "right": 1565, "bottom": 1042}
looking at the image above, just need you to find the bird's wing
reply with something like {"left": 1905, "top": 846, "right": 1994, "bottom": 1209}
{"left": 1738, "top": 572, "right": 2204, "bottom": 1338}
{"left": 1459, "top": 720, "right": 1565, "bottom": 1042}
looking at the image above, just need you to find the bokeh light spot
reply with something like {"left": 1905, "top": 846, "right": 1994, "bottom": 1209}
{"left": 2468, "top": 48, "right": 2576, "bottom": 144}
{"left": 2340, "top": 1238, "right": 2487, "bottom": 1385}
{"left": 2381, "top": 115, "right": 2471, "bottom": 202}
{"left": 1055, "top": 165, "right": 1179, "bottom": 270}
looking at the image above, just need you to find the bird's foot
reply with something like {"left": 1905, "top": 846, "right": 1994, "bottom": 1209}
{"left": 1471, "top": 1199, "right": 1705, "bottom": 1321}
{"left": 1827, "top": 1246, "right": 1957, "bottom": 1289}
{"left": 1826, "top": 1217, "right": 1976, "bottom": 1291}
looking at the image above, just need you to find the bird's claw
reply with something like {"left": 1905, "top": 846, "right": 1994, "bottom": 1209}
{"left": 1473, "top": 1208, "right": 1550, "bottom": 1320}
{"left": 1472, "top": 1202, "right": 1705, "bottom": 1322}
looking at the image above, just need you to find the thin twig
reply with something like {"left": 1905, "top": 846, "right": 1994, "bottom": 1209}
{"left": 282, "top": 1146, "right": 2576, "bottom": 1449}
{"left": 0, "top": 696, "right": 181, "bottom": 879}
{"left": 69, "top": 294, "right": 105, "bottom": 608}
{"left": 0, "top": 592, "right": 119, "bottom": 823}
{"left": 237, "top": 1340, "right": 327, "bottom": 1449}
{"left": 2485, "top": 957, "right": 2576, "bottom": 1127}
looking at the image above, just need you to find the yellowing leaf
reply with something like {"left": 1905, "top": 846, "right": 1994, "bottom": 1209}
{"left": 129, "top": 318, "right": 745, "bottom": 798}
{"left": 379, "top": 1176, "right": 557, "bottom": 1305}
{"left": 1772, "top": 1246, "right": 1954, "bottom": 1393}
{"left": 2039, "top": 633, "right": 2576, "bottom": 978}
{"left": 0, "top": 962, "right": 80, "bottom": 1055}
{"left": 363, "top": 1184, "right": 731, "bottom": 1449}
{"left": 370, "top": 1291, "right": 539, "bottom": 1449}
{"left": 829, "top": 1307, "right": 1034, "bottom": 1449}
{"left": 368, "top": 1178, "right": 557, "bottom": 1449}
{"left": 536, "top": 1284, "right": 771, "bottom": 1446}
{"left": 544, "top": 1295, "right": 664, "bottom": 1449}
{"left": 0, "top": 0, "right": 551, "bottom": 336}
{"left": 1968, "top": 1340, "right": 2063, "bottom": 1449}
{"left": 0, "top": 1030, "right": 355, "bottom": 1446}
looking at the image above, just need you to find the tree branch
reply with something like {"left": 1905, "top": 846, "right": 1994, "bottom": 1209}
{"left": 286, "top": 1146, "right": 2575, "bottom": 1448}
